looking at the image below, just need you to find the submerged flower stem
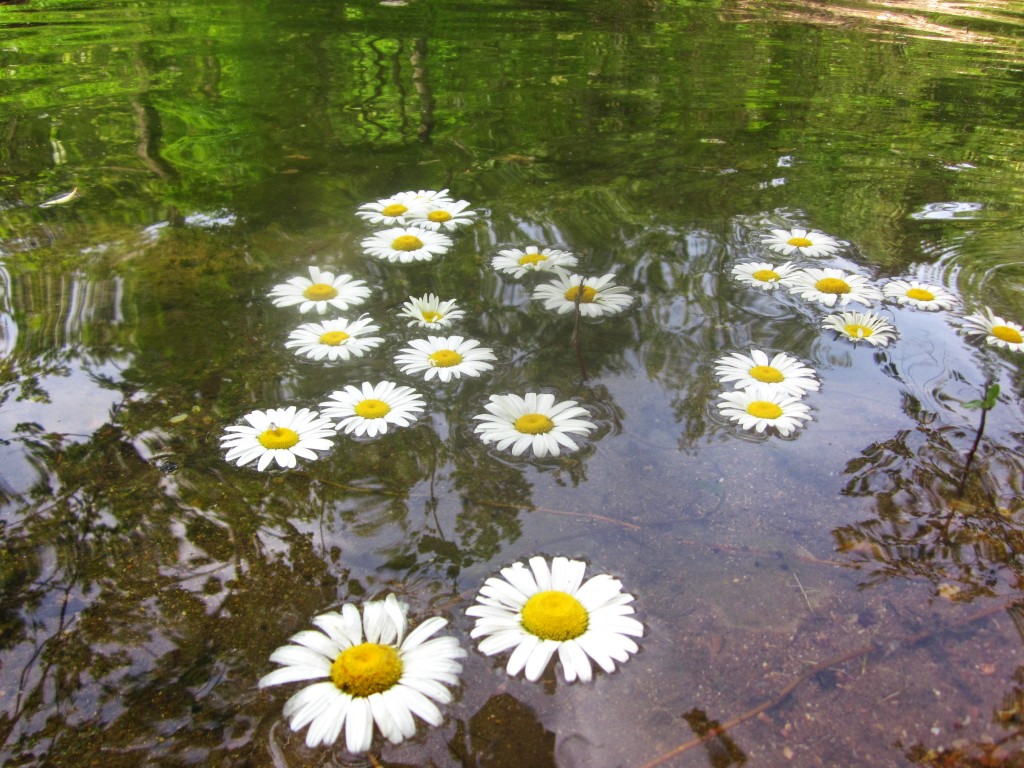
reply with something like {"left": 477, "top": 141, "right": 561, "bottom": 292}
{"left": 572, "top": 285, "right": 589, "bottom": 381}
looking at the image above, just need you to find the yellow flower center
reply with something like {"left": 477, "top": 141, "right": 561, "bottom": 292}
{"left": 319, "top": 330, "right": 350, "bottom": 346}
{"left": 564, "top": 285, "right": 598, "bottom": 304}
{"left": 381, "top": 203, "right": 408, "bottom": 217}
{"left": 330, "top": 642, "right": 403, "bottom": 698}
{"left": 427, "top": 210, "right": 452, "bottom": 222}
{"left": 844, "top": 323, "right": 873, "bottom": 338}
{"left": 747, "top": 401, "right": 783, "bottom": 420}
{"left": 354, "top": 399, "right": 391, "bottom": 419}
{"left": 520, "top": 590, "right": 589, "bottom": 641}
{"left": 303, "top": 283, "right": 338, "bottom": 301}
{"left": 518, "top": 253, "right": 547, "bottom": 266}
{"left": 421, "top": 310, "right": 443, "bottom": 323}
{"left": 905, "top": 287, "right": 935, "bottom": 302}
{"left": 991, "top": 325, "right": 1023, "bottom": 344}
{"left": 749, "top": 365, "right": 784, "bottom": 383}
{"left": 787, "top": 236, "right": 813, "bottom": 248}
{"left": 258, "top": 426, "right": 299, "bottom": 450}
{"left": 752, "top": 269, "right": 780, "bottom": 282}
{"left": 514, "top": 413, "right": 554, "bottom": 434}
{"left": 392, "top": 235, "right": 424, "bottom": 251}
{"left": 815, "top": 277, "right": 851, "bottom": 295}
{"left": 429, "top": 349, "right": 463, "bottom": 367}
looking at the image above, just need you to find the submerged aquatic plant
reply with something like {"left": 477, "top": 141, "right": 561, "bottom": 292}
{"left": 957, "top": 381, "right": 1000, "bottom": 498}
{"left": 259, "top": 594, "right": 465, "bottom": 753}
{"left": 467, "top": 556, "right": 643, "bottom": 682}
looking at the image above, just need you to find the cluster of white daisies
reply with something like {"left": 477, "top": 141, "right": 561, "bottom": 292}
{"left": 716, "top": 227, "right": 1024, "bottom": 437}
{"left": 221, "top": 189, "right": 638, "bottom": 471}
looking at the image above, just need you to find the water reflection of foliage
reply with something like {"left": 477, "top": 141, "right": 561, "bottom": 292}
{"left": 835, "top": 388, "right": 1024, "bottom": 600}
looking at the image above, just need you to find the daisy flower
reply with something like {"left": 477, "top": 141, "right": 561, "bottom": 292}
{"left": 717, "top": 384, "right": 812, "bottom": 437}
{"left": 786, "top": 267, "right": 883, "bottom": 308}
{"left": 532, "top": 272, "right": 634, "bottom": 317}
{"left": 473, "top": 392, "right": 597, "bottom": 458}
{"left": 397, "top": 294, "right": 465, "bottom": 330}
{"left": 491, "top": 247, "right": 579, "bottom": 279}
{"left": 467, "top": 555, "right": 643, "bottom": 683}
{"left": 730, "top": 261, "right": 797, "bottom": 291}
{"left": 258, "top": 594, "right": 465, "bottom": 753}
{"left": 714, "top": 350, "right": 820, "bottom": 398}
{"left": 269, "top": 267, "right": 372, "bottom": 315}
{"left": 284, "top": 315, "right": 384, "bottom": 362}
{"left": 960, "top": 307, "right": 1024, "bottom": 352}
{"left": 394, "top": 335, "right": 496, "bottom": 382}
{"left": 361, "top": 227, "right": 453, "bottom": 264}
{"left": 406, "top": 200, "right": 477, "bottom": 232}
{"left": 355, "top": 192, "right": 428, "bottom": 226}
{"left": 401, "top": 189, "right": 454, "bottom": 206}
{"left": 882, "top": 279, "right": 957, "bottom": 311}
{"left": 321, "top": 381, "right": 425, "bottom": 438}
{"left": 762, "top": 227, "right": 841, "bottom": 258}
{"left": 221, "top": 406, "right": 335, "bottom": 471}
{"left": 822, "top": 310, "right": 898, "bottom": 347}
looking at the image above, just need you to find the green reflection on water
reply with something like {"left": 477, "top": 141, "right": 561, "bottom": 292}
{"left": 3, "top": 0, "right": 1024, "bottom": 765}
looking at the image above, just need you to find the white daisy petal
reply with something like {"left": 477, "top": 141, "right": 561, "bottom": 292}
{"left": 269, "top": 266, "right": 372, "bottom": 314}
{"left": 492, "top": 246, "right": 579, "bottom": 278}
{"left": 822, "top": 310, "right": 898, "bottom": 347}
{"left": 717, "top": 384, "right": 813, "bottom": 437}
{"left": 259, "top": 595, "right": 463, "bottom": 751}
{"left": 959, "top": 306, "right": 1024, "bottom": 352}
{"left": 397, "top": 293, "right": 466, "bottom": 329}
{"left": 361, "top": 226, "right": 452, "bottom": 264}
{"left": 474, "top": 392, "right": 597, "bottom": 458}
{"left": 730, "top": 261, "right": 797, "bottom": 291}
{"left": 882, "top": 279, "right": 957, "bottom": 311}
{"left": 714, "top": 349, "right": 820, "bottom": 398}
{"left": 467, "top": 557, "right": 642, "bottom": 683}
{"left": 394, "top": 335, "right": 496, "bottom": 382}
{"left": 762, "top": 227, "right": 841, "bottom": 258}
{"left": 785, "top": 267, "right": 883, "bottom": 308}
{"left": 285, "top": 315, "right": 384, "bottom": 362}
{"left": 405, "top": 199, "right": 478, "bottom": 232}
{"left": 321, "top": 381, "right": 425, "bottom": 437}
{"left": 532, "top": 271, "right": 633, "bottom": 317}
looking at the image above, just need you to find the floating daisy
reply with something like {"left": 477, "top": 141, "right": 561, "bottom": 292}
{"left": 491, "top": 247, "right": 579, "bottom": 279}
{"left": 714, "top": 350, "right": 820, "bottom": 398}
{"left": 821, "top": 310, "right": 898, "bottom": 347}
{"left": 730, "top": 261, "right": 798, "bottom": 291}
{"left": 762, "top": 227, "right": 841, "bottom": 258}
{"left": 321, "top": 381, "right": 425, "bottom": 438}
{"left": 960, "top": 307, "right": 1024, "bottom": 352}
{"left": 786, "top": 267, "right": 882, "bottom": 308}
{"left": 221, "top": 406, "right": 335, "bottom": 471}
{"left": 882, "top": 279, "right": 957, "bottom": 311}
{"left": 406, "top": 199, "right": 477, "bottom": 232}
{"left": 361, "top": 227, "right": 453, "bottom": 264}
{"left": 394, "top": 335, "right": 496, "bottom": 382}
{"left": 355, "top": 192, "right": 427, "bottom": 226}
{"left": 717, "top": 384, "right": 812, "bottom": 437}
{"left": 258, "top": 594, "right": 466, "bottom": 753}
{"left": 401, "top": 188, "right": 454, "bottom": 207}
{"left": 269, "top": 267, "right": 372, "bottom": 315}
{"left": 284, "top": 315, "right": 384, "bottom": 362}
{"left": 473, "top": 392, "right": 597, "bottom": 458}
{"left": 467, "top": 555, "right": 643, "bottom": 683}
{"left": 532, "top": 272, "right": 633, "bottom": 317}
{"left": 397, "top": 294, "right": 465, "bottom": 330}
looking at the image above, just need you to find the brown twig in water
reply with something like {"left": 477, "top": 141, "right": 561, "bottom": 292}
{"left": 635, "top": 600, "right": 1013, "bottom": 768}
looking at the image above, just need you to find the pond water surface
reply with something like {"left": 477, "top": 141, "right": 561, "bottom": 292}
{"left": 3, "top": 1, "right": 1024, "bottom": 766}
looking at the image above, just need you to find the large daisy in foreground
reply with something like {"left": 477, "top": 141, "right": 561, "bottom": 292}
{"left": 269, "top": 267, "right": 372, "bottom": 314}
{"left": 717, "top": 385, "right": 812, "bottom": 437}
{"left": 960, "top": 307, "right": 1024, "bottom": 352}
{"left": 406, "top": 199, "right": 478, "bottom": 232}
{"left": 394, "top": 335, "right": 496, "bottom": 382}
{"left": 492, "top": 247, "right": 579, "bottom": 279}
{"left": 258, "top": 594, "right": 465, "bottom": 753}
{"left": 882, "top": 279, "right": 957, "bottom": 311}
{"left": 321, "top": 381, "right": 426, "bottom": 438}
{"left": 361, "top": 227, "right": 453, "bottom": 264}
{"left": 473, "top": 392, "right": 596, "bottom": 458}
{"left": 821, "top": 310, "right": 898, "bottom": 347}
{"left": 762, "top": 228, "right": 841, "bottom": 258}
{"left": 730, "top": 261, "right": 797, "bottom": 291}
{"left": 467, "top": 556, "right": 643, "bottom": 683}
{"left": 532, "top": 272, "right": 633, "bottom": 317}
{"left": 285, "top": 315, "right": 384, "bottom": 362}
{"left": 714, "top": 350, "right": 820, "bottom": 398}
{"left": 786, "top": 267, "right": 882, "bottom": 308}
{"left": 221, "top": 406, "right": 336, "bottom": 471}
{"left": 397, "top": 294, "right": 465, "bottom": 330}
